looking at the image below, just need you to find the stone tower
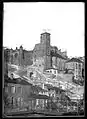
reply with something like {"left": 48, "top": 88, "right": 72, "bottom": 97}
{"left": 19, "top": 45, "right": 24, "bottom": 66}
{"left": 9, "top": 48, "right": 13, "bottom": 64}
{"left": 40, "top": 32, "right": 51, "bottom": 70}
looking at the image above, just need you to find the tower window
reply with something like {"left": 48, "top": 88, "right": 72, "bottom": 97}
{"left": 15, "top": 53, "right": 18, "bottom": 58}
{"left": 54, "top": 70, "right": 56, "bottom": 74}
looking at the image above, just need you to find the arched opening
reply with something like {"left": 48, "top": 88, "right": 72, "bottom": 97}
{"left": 30, "top": 72, "right": 33, "bottom": 78}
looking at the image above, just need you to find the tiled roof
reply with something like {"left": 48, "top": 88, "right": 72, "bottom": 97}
{"left": 5, "top": 77, "right": 32, "bottom": 86}
{"left": 46, "top": 85, "right": 65, "bottom": 93}
{"left": 32, "top": 85, "right": 47, "bottom": 92}
{"left": 51, "top": 51, "right": 67, "bottom": 60}
{"left": 8, "top": 67, "right": 17, "bottom": 72}
{"left": 23, "top": 49, "right": 33, "bottom": 53}
{"left": 30, "top": 93, "right": 50, "bottom": 99}
{"left": 15, "top": 70, "right": 27, "bottom": 77}
{"left": 46, "top": 67, "right": 58, "bottom": 70}
{"left": 66, "top": 58, "right": 83, "bottom": 63}
{"left": 41, "top": 32, "right": 50, "bottom": 35}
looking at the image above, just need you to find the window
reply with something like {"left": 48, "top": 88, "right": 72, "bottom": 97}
{"left": 13, "top": 97, "right": 16, "bottom": 106}
{"left": 17, "top": 87, "right": 22, "bottom": 94}
{"left": 47, "top": 47, "right": 50, "bottom": 55}
{"left": 20, "top": 98, "right": 23, "bottom": 107}
{"left": 79, "top": 64, "right": 81, "bottom": 70}
{"left": 36, "top": 99, "right": 39, "bottom": 105}
{"left": 17, "top": 97, "right": 21, "bottom": 106}
{"left": 54, "top": 70, "right": 56, "bottom": 74}
{"left": 5, "top": 87, "right": 8, "bottom": 93}
{"left": 47, "top": 51, "right": 50, "bottom": 55}
{"left": 76, "top": 75, "right": 78, "bottom": 78}
{"left": 15, "top": 53, "right": 18, "bottom": 58}
{"left": 8, "top": 96, "right": 12, "bottom": 105}
{"left": 76, "top": 63, "right": 77, "bottom": 69}
{"left": 15, "top": 98, "right": 18, "bottom": 106}
{"left": 11, "top": 86, "right": 16, "bottom": 93}
{"left": 22, "top": 52, "right": 24, "bottom": 59}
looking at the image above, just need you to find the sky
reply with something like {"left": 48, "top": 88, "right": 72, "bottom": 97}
{"left": 3, "top": 2, "right": 84, "bottom": 58}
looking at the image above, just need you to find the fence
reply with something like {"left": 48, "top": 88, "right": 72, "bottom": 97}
{"left": 5, "top": 98, "right": 84, "bottom": 115}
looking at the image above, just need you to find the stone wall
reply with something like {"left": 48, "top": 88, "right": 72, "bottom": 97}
{"left": 9, "top": 48, "right": 33, "bottom": 67}
{"left": 23, "top": 51, "right": 33, "bottom": 66}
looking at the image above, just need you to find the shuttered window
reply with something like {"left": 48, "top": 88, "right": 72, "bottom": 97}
{"left": 54, "top": 70, "right": 56, "bottom": 74}
{"left": 11, "top": 86, "right": 16, "bottom": 93}
{"left": 76, "top": 63, "right": 77, "bottom": 69}
{"left": 17, "top": 87, "right": 22, "bottom": 94}
{"left": 17, "top": 97, "right": 21, "bottom": 106}
{"left": 5, "top": 87, "right": 8, "bottom": 93}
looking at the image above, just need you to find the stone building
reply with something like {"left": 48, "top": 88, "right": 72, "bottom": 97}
{"left": 7, "top": 32, "right": 68, "bottom": 71}
{"left": 33, "top": 32, "right": 51, "bottom": 70}
{"left": 45, "top": 68, "right": 58, "bottom": 77}
{"left": 33, "top": 32, "right": 68, "bottom": 71}
{"left": 9, "top": 46, "right": 33, "bottom": 67}
{"left": 4, "top": 77, "right": 50, "bottom": 113}
{"left": 4, "top": 77, "right": 33, "bottom": 112}
{"left": 65, "top": 58, "right": 84, "bottom": 79}
{"left": 4, "top": 47, "right": 10, "bottom": 77}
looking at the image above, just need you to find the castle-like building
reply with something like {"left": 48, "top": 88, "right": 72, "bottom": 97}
{"left": 7, "top": 32, "right": 68, "bottom": 71}
{"left": 8, "top": 46, "right": 33, "bottom": 66}
{"left": 33, "top": 32, "right": 68, "bottom": 71}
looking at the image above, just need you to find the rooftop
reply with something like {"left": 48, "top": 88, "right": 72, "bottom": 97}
{"left": 51, "top": 51, "right": 67, "bottom": 60}
{"left": 41, "top": 32, "right": 50, "bottom": 35}
{"left": 46, "top": 67, "right": 58, "bottom": 70}
{"left": 5, "top": 77, "right": 33, "bottom": 86}
{"left": 66, "top": 58, "right": 83, "bottom": 63}
{"left": 29, "top": 93, "right": 50, "bottom": 99}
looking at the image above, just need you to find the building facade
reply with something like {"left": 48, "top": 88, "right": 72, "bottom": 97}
{"left": 4, "top": 77, "right": 51, "bottom": 113}
{"left": 4, "top": 47, "right": 10, "bottom": 77}
{"left": 33, "top": 32, "right": 68, "bottom": 71}
{"left": 65, "top": 58, "right": 83, "bottom": 80}
{"left": 4, "top": 78, "right": 33, "bottom": 111}
{"left": 8, "top": 46, "right": 33, "bottom": 66}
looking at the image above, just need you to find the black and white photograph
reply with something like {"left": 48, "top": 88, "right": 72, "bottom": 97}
{"left": 3, "top": 2, "right": 85, "bottom": 117}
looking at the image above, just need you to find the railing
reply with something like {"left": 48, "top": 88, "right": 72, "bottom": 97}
{"left": 4, "top": 98, "right": 84, "bottom": 116}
